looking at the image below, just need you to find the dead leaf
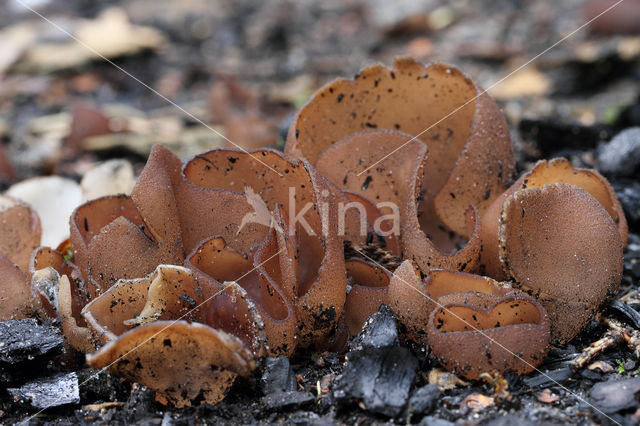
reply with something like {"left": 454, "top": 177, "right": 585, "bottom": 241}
{"left": 462, "top": 393, "right": 495, "bottom": 412}
{"left": 428, "top": 368, "right": 469, "bottom": 391}
{"left": 489, "top": 68, "right": 552, "bottom": 100}
{"left": 0, "top": 23, "right": 37, "bottom": 75}
{"left": 536, "top": 388, "right": 559, "bottom": 403}
{"left": 82, "top": 401, "right": 124, "bottom": 412}
{"left": 588, "top": 361, "right": 614, "bottom": 373}
{"left": 17, "top": 8, "right": 164, "bottom": 73}
{"left": 81, "top": 159, "right": 134, "bottom": 201}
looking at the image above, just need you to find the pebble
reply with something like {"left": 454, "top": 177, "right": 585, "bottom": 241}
{"left": 590, "top": 377, "right": 640, "bottom": 413}
{"left": 613, "top": 180, "right": 640, "bottom": 228}
{"left": 408, "top": 384, "right": 441, "bottom": 418}
{"left": 598, "top": 127, "right": 640, "bottom": 176}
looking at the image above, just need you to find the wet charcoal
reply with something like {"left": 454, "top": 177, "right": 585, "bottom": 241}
{"left": 261, "top": 357, "right": 297, "bottom": 394}
{"left": 350, "top": 304, "right": 399, "bottom": 350}
{"left": 598, "top": 127, "right": 640, "bottom": 176}
{"left": 333, "top": 346, "right": 418, "bottom": 417}
{"left": 608, "top": 300, "right": 640, "bottom": 330}
{"left": 7, "top": 372, "right": 79, "bottom": 409}
{"left": 523, "top": 367, "right": 572, "bottom": 388}
{"left": 518, "top": 118, "right": 612, "bottom": 157}
{"left": 581, "top": 368, "right": 602, "bottom": 381}
{"left": 0, "top": 319, "right": 64, "bottom": 364}
{"left": 77, "top": 368, "right": 131, "bottom": 404}
{"left": 408, "top": 384, "right": 441, "bottom": 419}
{"left": 0, "top": 319, "right": 64, "bottom": 383}
{"left": 613, "top": 180, "right": 640, "bottom": 229}
{"left": 262, "top": 391, "right": 315, "bottom": 410}
{"left": 417, "top": 416, "right": 454, "bottom": 426}
{"left": 590, "top": 377, "right": 640, "bottom": 413}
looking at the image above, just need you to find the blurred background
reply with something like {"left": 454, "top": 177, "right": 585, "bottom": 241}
{"left": 0, "top": 0, "right": 639, "bottom": 187}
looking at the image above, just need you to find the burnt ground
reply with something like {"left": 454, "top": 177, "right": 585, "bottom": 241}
{"left": 2, "top": 0, "right": 640, "bottom": 424}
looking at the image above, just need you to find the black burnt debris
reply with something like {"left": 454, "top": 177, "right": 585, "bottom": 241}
{"left": 334, "top": 306, "right": 418, "bottom": 417}
{"left": 7, "top": 372, "right": 80, "bottom": 410}
{"left": 407, "top": 384, "right": 442, "bottom": 421}
{"left": 261, "top": 357, "right": 297, "bottom": 394}
{"left": 0, "top": 319, "right": 64, "bottom": 383}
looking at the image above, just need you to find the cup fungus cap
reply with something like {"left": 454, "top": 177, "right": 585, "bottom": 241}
{"left": 86, "top": 320, "right": 257, "bottom": 407}
{"left": 427, "top": 291, "right": 550, "bottom": 380}
{"left": 498, "top": 183, "right": 623, "bottom": 343}
{"left": 83, "top": 264, "right": 267, "bottom": 406}
{"left": 0, "top": 195, "right": 41, "bottom": 272}
{"left": 480, "top": 157, "right": 628, "bottom": 280}
{"left": 287, "top": 57, "right": 514, "bottom": 238}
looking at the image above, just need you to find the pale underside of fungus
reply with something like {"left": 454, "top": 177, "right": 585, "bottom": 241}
{"left": 0, "top": 58, "right": 626, "bottom": 404}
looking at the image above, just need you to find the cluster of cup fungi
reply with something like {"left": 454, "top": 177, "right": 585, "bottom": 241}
{"left": 0, "top": 58, "right": 625, "bottom": 406}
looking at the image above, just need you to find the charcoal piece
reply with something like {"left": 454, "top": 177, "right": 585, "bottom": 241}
{"left": 350, "top": 304, "right": 399, "bottom": 350}
{"left": 408, "top": 384, "right": 441, "bottom": 418}
{"left": 523, "top": 367, "right": 572, "bottom": 388}
{"left": 0, "top": 319, "right": 64, "bottom": 383}
{"left": 334, "top": 346, "right": 418, "bottom": 417}
{"left": 7, "top": 372, "right": 79, "bottom": 409}
{"left": 262, "top": 391, "right": 315, "bottom": 410}
{"left": 518, "top": 119, "right": 612, "bottom": 156}
{"left": 590, "top": 377, "right": 640, "bottom": 413}
{"left": 608, "top": 300, "right": 640, "bottom": 330}
{"left": 0, "top": 319, "right": 64, "bottom": 364}
{"left": 613, "top": 180, "right": 640, "bottom": 228}
{"left": 598, "top": 127, "right": 640, "bottom": 176}
{"left": 77, "top": 368, "right": 131, "bottom": 404}
{"left": 261, "top": 357, "right": 297, "bottom": 394}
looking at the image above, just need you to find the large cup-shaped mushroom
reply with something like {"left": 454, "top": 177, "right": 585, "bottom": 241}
{"left": 286, "top": 57, "right": 514, "bottom": 240}
{"left": 479, "top": 158, "right": 625, "bottom": 342}
{"left": 498, "top": 184, "right": 623, "bottom": 343}
{"left": 181, "top": 147, "right": 346, "bottom": 347}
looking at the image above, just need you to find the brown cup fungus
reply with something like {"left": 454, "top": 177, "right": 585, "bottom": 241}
{"left": 479, "top": 159, "right": 625, "bottom": 342}
{"left": 0, "top": 58, "right": 627, "bottom": 406}
{"left": 428, "top": 291, "right": 550, "bottom": 380}
{"left": 0, "top": 195, "right": 41, "bottom": 320}
{"left": 287, "top": 57, "right": 515, "bottom": 242}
